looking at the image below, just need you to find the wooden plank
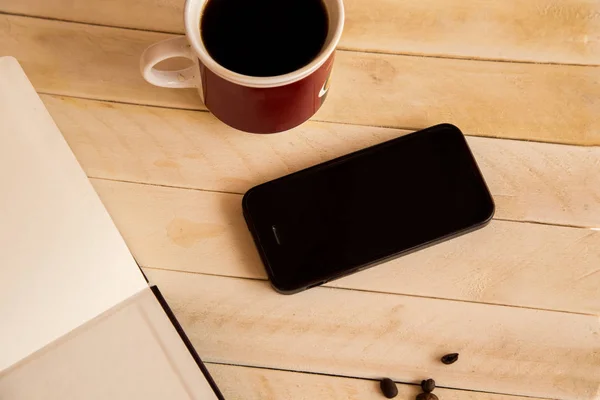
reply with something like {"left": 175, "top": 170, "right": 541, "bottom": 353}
{"left": 0, "top": 14, "right": 202, "bottom": 110}
{"left": 1, "top": 0, "right": 599, "bottom": 65}
{"left": 45, "top": 95, "right": 600, "bottom": 228}
{"left": 206, "top": 363, "right": 552, "bottom": 400}
{"left": 0, "top": 0, "right": 185, "bottom": 34}
{"left": 343, "top": 0, "right": 600, "bottom": 65}
{"left": 2, "top": 15, "right": 599, "bottom": 144}
{"left": 321, "top": 51, "right": 600, "bottom": 145}
{"left": 91, "top": 179, "right": 600, "bottom": 315}
{"left": 144, "top": 268, "right": 600, "bottom": 400}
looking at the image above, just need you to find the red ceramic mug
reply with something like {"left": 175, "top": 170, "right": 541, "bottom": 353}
{"left": 140, "top": 0, "right": 344, "bottom": 134}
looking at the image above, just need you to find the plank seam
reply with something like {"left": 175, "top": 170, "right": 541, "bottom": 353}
{"left": 0, "top": 10, "right": 179, "bottom": 35}
{"left": 41, "top": 93, "right": 600, "bottom": 148}
{"left": 2, "top": 11, "right": 599, "bottom": 67}
{"left": 203, "top": 360, "right": 554, "bottom": 399}
{"left": 89, "top": 176, "right": 241, "bottom": 196}
{"left": 140, "top": 266, "right": 597, "bottom": 316}
{"left": 308, "top": 118, "right": 600, "bottom": 148}
{"left": 90, "top": 176, "right": 600, "bottom": 231}
{"left": 39, "top": 92, "right": 206, "bottom": 113}
{"left": 336, "top": 47, "right": 600, "bottom": 68}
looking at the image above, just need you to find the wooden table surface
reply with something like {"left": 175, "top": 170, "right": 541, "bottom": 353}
{"left": 1, "top": 0, "right": 599, "bottom": 398}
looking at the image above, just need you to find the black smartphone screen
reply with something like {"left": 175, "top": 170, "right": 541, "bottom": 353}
{"left": 243, "top": 124, "right": 494, "bottom": 293}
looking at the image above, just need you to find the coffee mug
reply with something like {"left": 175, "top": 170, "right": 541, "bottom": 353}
{"left": 140, "top": 0, "right": 344, "bottom": 134}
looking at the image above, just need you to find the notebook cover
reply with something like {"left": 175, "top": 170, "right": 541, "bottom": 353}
{"left": 0, "top": 56, "right": 223, "bottom": 399}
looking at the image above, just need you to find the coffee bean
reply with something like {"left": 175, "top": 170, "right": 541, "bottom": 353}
{"left": 379, "top": 378, "right": 398, "bottom": 398}
{"left": 441, "top": 353, "right": 459, "bottom": 365}
{"left": 416, "top": 393, "right": 439, "bottom": 400}
{"left": 421, "top": 379, "right": 436, "bottom": 393}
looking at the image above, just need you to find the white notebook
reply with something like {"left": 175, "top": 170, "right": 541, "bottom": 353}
{"left": 0, "top": 56, "right": 222, "bottom": 399}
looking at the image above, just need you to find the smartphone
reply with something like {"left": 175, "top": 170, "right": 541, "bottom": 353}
{"left": 243, "top": 124, "right": 494, "bottom": 294}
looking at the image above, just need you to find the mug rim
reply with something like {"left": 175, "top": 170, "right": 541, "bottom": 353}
{"left": 184, "top": 0, "right": 344, "bottom": 89}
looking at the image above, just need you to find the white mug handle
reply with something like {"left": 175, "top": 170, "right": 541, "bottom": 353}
{"left": 140, "top": 36, "right": 201, "bottom": 90}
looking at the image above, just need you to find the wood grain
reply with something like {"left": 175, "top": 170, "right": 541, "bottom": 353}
{"left": 3, "top": 1, "right": 598, "bottom": 397}
{"left": 0, "top": 14, "right": 201, "bottom": 109}
{"left": 91, "top": 179, "right": 600, "bottom": 315}
{"left": 320, "top": 51, "right": 600, "bottom": 145}
{"left": 44, "top": 95, "right": 600, "bottom": 228}
{"left": 0, "top": 0, "right": 185, "bottom": 33}
{"left": 206, "top": 363, "right": 552, "bottom": 400}
{"left": 1, "top": 0, "right": 599, "bottom": 65}
{"left": 1, "top": 15, "right": 599, "bottom": 144}
{"left": 342, "top": 0, "right": 600, "bottom": 64}
{"left": 144, "top": 268, "right": 600, "bottom": 400}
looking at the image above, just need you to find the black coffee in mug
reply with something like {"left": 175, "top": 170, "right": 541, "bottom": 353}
{"left": 200, "top": 0, "right": 329, "bottom": 77}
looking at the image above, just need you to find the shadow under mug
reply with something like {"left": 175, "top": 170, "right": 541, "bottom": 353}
{"left": 140, "top": 0, "right": 345, "bottom": 134}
